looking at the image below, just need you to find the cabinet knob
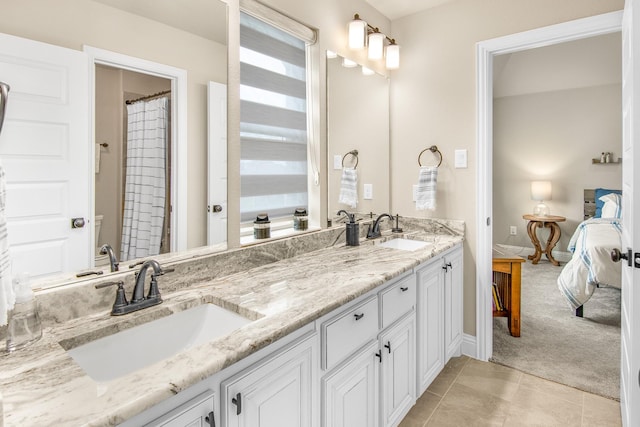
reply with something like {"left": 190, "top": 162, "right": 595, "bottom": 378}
{"left": 384, "top": 341, "right": 391, "bottom": 354}
{"left": 400, "top": 286, "right": 409, "bottom": 292}
{"left": 375, "top": 351, "right": 382, "bottom": 363}
{"left": 232, "top": 393, "right": 242, "bottom": 415}
{"left": 354, "top": 313, "right": 364, "bottom": 321}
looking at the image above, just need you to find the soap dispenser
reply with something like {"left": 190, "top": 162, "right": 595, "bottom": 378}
{"left": 337, "top": 210, "right": 359, "bottom": 246}
{"left": 6, "top": 273, "right": 42, "bottom": 352}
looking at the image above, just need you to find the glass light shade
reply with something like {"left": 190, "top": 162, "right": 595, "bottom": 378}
{"left": 361, "top": 66, "right": 375, "bottom": 76}
{"left": 368, "top": 32, "right": 384, "bottom": 60}
{"left": 342, "top": 57, "right": 357, "bottom": 68}
{"left": 385, "top": 43, "right": 400, "bottom": 69}
{"left": 348, "top": 17, "right": 366, "bottom": 50}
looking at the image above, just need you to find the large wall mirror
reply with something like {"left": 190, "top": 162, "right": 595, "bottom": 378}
{"left": 0, "top": 0, "right": 227, "bottom": 284}
{"left": 326, "top": 53, "right": 390, "bottom": 222}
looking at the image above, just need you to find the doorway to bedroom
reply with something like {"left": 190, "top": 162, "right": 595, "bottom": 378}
{"left": 489, "top": 30, "right": 622, "bottom": 399}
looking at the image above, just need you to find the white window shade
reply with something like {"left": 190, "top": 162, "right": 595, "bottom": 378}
{"left": 240, "top": 12, "right": 309, "bottom": 223}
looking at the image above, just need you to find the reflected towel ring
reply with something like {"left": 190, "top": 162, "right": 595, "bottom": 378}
{"left": 342, "top": 150, "right": 359, "bottom": 169}
{"left": 418, "top": 145, "right": 442, "bottom": 167}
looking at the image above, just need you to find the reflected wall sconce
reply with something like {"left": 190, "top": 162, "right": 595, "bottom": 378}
{"left": 531, "top": 181, "right": 552, "bottom": 216}
{"left": 348, "top": 13, "right": 400, "bottom": 70}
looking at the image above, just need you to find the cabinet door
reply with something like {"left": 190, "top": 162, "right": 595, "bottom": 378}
{"left": 222, "top": 334, "right": 317, "bottom": 427}
{"left": 444, "top": 247, "right": 463, "bottom": 362}
{"left": 416, "top": 259, "right": 444, "bottom": 395}
{"left": 145, "top": 391, "right": 215, "bottom": 427}
{"left": 379, "top": 313, "right": 416, "bottom": 427}
{"left": 322, "top": 340, "right": 379, "bottom": 427}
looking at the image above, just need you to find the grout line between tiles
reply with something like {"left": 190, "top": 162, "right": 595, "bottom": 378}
{"left": 423, "top": 356, "right": 471, "bottom": 426}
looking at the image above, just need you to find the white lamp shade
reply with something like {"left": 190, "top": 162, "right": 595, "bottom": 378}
{"left": 531, "top": 181, "right": 552, "bottom": 201}
{"left": 385, "top": 43, "right": 400, "bottom": 69}
{"left": 348, "top": 18, "right": 366, "bottom": 50}
{"left": 368, "top": 32, "right": 384, "bottom": 60}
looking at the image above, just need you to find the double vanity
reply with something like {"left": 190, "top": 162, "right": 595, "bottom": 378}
{"left": 0, "top": 218, "right": 463, "bottom": 427}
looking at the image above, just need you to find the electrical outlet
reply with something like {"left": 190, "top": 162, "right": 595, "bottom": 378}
{"left": 509, "top": 226, "right": 517, "bottom": 236}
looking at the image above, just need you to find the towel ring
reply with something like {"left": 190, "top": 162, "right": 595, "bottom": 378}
{"left": 418, "top": 145, "right": 442, "bottom": 167}
{"left": 342, "top": 150, "right": 359, "bottom": 169}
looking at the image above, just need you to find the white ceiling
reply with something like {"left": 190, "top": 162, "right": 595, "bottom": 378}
{"left": 365, "top": 0, "right": 454, "bottom": 20}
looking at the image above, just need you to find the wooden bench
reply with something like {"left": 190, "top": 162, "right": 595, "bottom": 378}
{"left": 492, "top": 247, "right": 525, "bottom": 337}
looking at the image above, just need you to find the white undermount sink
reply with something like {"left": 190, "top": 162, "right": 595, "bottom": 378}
{"left": 66, "top": 303, "right": 252, "bottom": 382}
{"left": 377, "top": 238, "right": 432, "bottom": 251}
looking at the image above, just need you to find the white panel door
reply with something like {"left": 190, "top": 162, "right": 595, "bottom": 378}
{"left": 207, "top": 81, "right": 227, "bottom": 246}
{"left": 0, "top": 32, "right": 90, "bottom": 280}
{"left": 416, "top": 259, "right": 444, "bottom": 395}
{"left": 223, "top": 335, "right": 316, "bottom": 427}
{"left": 322, "top": 340, "right": 379, "bottom": 427}
{"left": 620, "top": 2, "right": 640, "bottom": 425}
{"left": 379, "top": 313, "right": 416, "bottom": 427}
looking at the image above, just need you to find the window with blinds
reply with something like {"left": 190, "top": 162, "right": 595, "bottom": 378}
{"left": 240, "top": 12, "right": 309, "bottom": 224}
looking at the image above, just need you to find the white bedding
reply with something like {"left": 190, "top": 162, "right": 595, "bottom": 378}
{"left": 557, "top": 218, "right": 622, "bottom": 310}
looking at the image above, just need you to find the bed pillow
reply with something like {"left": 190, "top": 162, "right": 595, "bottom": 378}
{"left": 594, "top": 188, "right": 622, "bottom": 218}
{"left": 599, "top": 193, "right": 622, "bottom": 218}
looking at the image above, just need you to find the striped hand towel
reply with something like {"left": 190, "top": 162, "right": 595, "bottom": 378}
{"left": 338, "top": 167, "right": 358, "bottom": 208}
{"left": 416, "top": 166, "right": 438, "bottom": 211}
{"left": 0, "top": 161, "right": 14, "bottom": 326}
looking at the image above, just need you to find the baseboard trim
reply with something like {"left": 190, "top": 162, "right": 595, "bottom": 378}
{"left": 462, "top": 333, "right": 477, "bottom": 359}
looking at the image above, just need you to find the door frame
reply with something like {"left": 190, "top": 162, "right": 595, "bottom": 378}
{"left": 84, "top": 46, "right": 188, "bottom": 256}
{"left": 475, "top": 11, "right": 623, "bottom": 361}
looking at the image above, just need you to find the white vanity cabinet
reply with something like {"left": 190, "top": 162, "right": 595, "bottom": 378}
{"left": 415, "top": 244, "right": 463, "bottom": 395}
{"left": 144, "top": 391, "right": 216, "bottom": 427}
{"left": 221, "top": 332, "right": 318, "bottom": 427}
{"left": 379, "top": 312, "right": 416, "bottom": 427}
{"left": 443, "top": 246, "right": 463, "bottom": 362}
{"left": 321, "top": 272, "right": 416, "bottom": 427}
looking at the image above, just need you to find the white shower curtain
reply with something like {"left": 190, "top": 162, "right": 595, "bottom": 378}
{"left": 120, "top": 96, "right": 168, "bottom": 261}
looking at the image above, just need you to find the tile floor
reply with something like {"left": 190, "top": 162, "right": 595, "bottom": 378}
{"left": 399, "top": 356, "right": 622, "bottom": 427}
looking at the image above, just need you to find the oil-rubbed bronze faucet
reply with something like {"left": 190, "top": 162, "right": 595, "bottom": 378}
{"left": 366, "top": 213, "right": 394, "bottom": 239}
{"left": 95, "top": 260, "right": 174, "bottom": 316}
{"left": 99, "top": 244, "right": 119, "bottom": 272}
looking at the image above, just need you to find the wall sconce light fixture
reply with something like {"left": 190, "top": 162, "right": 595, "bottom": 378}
{"left": 348, "top": 13, "right": 400, "bottom": 70}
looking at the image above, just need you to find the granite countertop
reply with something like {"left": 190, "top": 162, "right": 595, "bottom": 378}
{"left": 0, "top": 225, "right": 463, "bottom": 426}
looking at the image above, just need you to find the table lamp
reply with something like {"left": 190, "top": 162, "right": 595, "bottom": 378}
{"left": 531, "top": 181, "right": 551, "bottom": 216}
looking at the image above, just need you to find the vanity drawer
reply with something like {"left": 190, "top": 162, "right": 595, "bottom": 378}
{"left": 322, "top": 296, "right": 379, "bottom": 370}
{"left": 380, "top": 275, "right": 415, "bottom": 329}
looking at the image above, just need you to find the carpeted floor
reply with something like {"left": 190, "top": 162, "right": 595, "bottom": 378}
{"left": 491, "top": 247, "right": 621, "bottom": 400}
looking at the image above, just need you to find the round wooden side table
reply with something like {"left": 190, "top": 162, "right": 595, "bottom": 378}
{"left": 522, "top": 214, "right": 566, "bottom": 266}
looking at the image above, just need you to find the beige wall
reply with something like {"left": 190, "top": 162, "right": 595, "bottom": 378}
{"left": 0, "top": 0, "right": 227, "bottom": 250}
{"left": 493, "top": 84, "right": 622, "bottom": 252}
{"left": 389, "top": 0, "right": 624, "bottom": 336}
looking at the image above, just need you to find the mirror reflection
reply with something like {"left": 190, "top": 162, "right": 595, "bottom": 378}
{"left": 326, "top": 52, "right": 390, "bottom": 222}
{"left": 0, "top": 0, "right": 227, "bottom": 283}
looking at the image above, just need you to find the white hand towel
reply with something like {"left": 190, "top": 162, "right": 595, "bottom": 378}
{"left": 416, "top": 166, "right": 438, "bottom": 211}
{"left": 0, "top": 160, "right": 14, "bottom": 326}
{"left": 95, "top": 143, "right": 101, "bottom": 174}
{"left": 338, "top": 167, "right": 358, "bottom": 208}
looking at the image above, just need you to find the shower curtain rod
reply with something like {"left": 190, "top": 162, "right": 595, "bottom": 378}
{"left": 125, "top": 90, "right": 171, "bottom": 105}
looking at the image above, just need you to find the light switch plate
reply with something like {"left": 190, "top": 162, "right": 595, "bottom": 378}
{"left": 333, "top": 155, "right": 342, "bottom": 170}
{"left": 363, "top": 184, "right": 373, "bottom": 199}
{"left": 454, "top": 149, "right": 467, "bottom": 168}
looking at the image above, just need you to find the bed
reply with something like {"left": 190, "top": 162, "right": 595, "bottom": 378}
{"left": 557, "top": 188, "right": 622, "bottom": 317}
